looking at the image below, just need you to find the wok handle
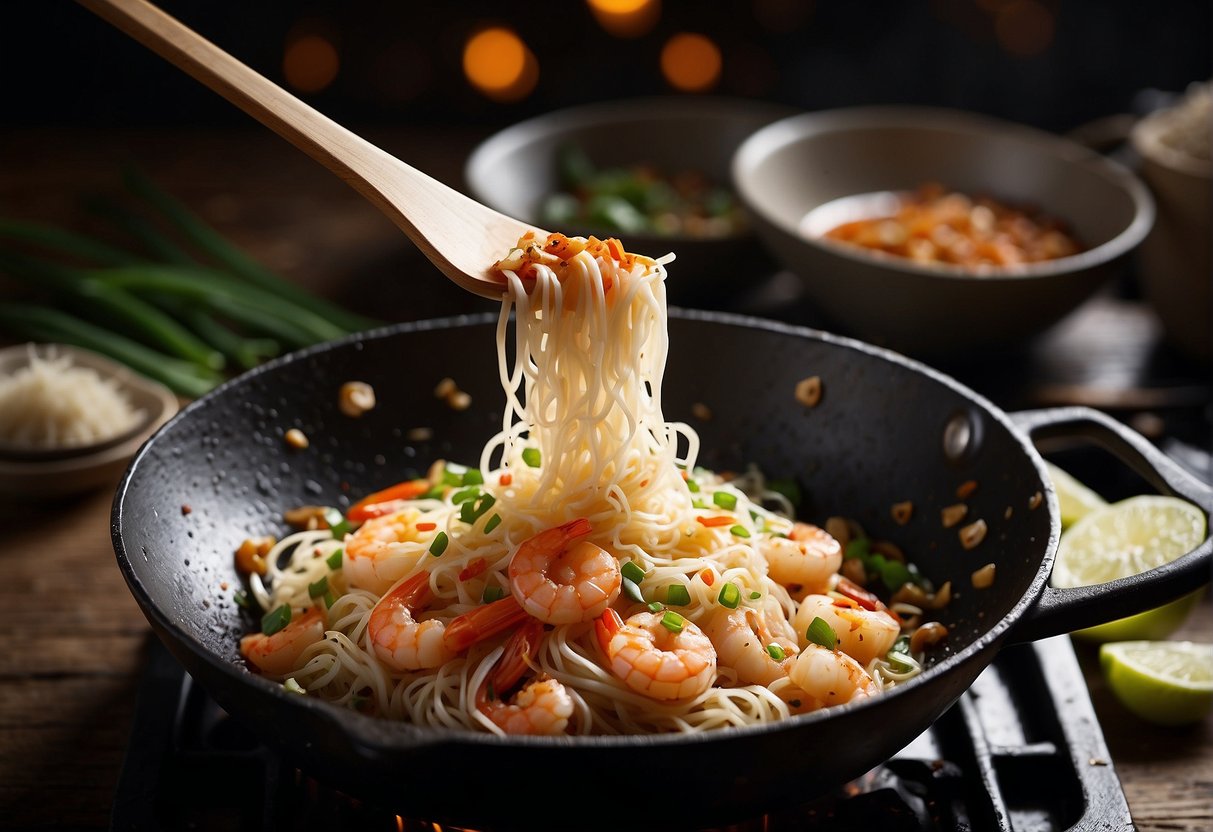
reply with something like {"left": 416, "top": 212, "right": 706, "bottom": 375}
{"left": 1006, "top": 406, "right": 1213, "bottom": 644}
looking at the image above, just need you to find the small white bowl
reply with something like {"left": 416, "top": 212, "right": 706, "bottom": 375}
{"left": 0, "top": 344, "right": 179, "bottom": 498}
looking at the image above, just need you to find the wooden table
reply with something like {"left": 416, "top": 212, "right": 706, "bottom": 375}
{"left": 1, "top": 128, "right": 1210, "bottom": 830}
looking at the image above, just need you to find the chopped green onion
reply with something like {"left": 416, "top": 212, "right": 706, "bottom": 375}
{"left": 322, "top": 590, "right": 337, "bottom": 608}
{"left": 686, "top": 479, "right": 700, "bottom": 493}
{"left": 422, "top": 484, "right": 446, "bottom": 501}
{"left": 308, "top": 576, "right": 329, "bottom": 599}
{"left": 233, "top": 589, "right": 250, "bottom": 609}
{"left": 893, "top": 635, "right": 911, "bottom": 654}
{"left": 261, "top": 604, "right": 292, "bottom": 636}
{"left": 749, "top": 591, "right": 762, "bottom": 600}
{"left": 483, "top": 585, "right": 506, "bottom": 603}
{"left": 729, "top": 524, "right": 751, "bottom": 538}
{"left": 442, "top": 466, "right": 465, "bottom": 487}
{"left": 660, "top": 611, "right": 685, "bottom": 634}
{"left": 712, "top": 491, "right": 738, "bottom": 511}
{"left": 665, "top": 584, "right": 691, "bottom": 606}
{"left": 283, "top": 677, "right": 306, "bottom": 694}
{"left": 326, "top": 548, "right": 344, "bottom": 570}
{"left": 718, "top": 582, "right": 741, "bottom": 609}
{"left": 429, "top": 531, "right": 449, "bottom": 557}
{"left": 522, "top": 447, "right": 541, "bottom": 468}
{"left": 621, "top": 560, "right": 646, "bottom": 585}
{"left": 807, "top": 616, "right": 838, "bottom": 650}
{"left": 323, "top": 507, "right": 352, "bottom": 539}
{"left": 880, "top": 560, "right": 912, "bottom": 592}
{"left": 460, "top": 493, "right": 496, "bottom": 525}
{"left": 766, "top": 644, "right": 787, "bottom": 661}
{"left": 622, "top": 577, "right": 645, "bottom": 604}
{"left": 887, "top": 649, "right": 918, "bottom": 672}
{"left": 451, "top": 486, "right": 480, "bottom": 505}
{"left": 692, "top": 498, "right": 709, "bottom": 510}
{"left": 767, "top": 478, "right": 802, "bottom": 508}
{"left": 462, "top": 468, "right": 485, "bottom": 486}
{"left": 647, "top": 601, "right": 664, "bottom": 613}
{"left": 749, "top": 510, "right": 761, "bottom": 521}
{"left": 484, "top": 513, "right": 502, "bottom": 534}
{"left": 844, "top": 538, "right": 870, "bottom": 560}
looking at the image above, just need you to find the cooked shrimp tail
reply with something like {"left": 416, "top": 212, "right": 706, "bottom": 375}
{"left": 443, "top": 594, "right": 531, "bottom": 652}
{"left": 477, "top": 618, "right": 573, "bottom": 735}
{"left": 240, "top": 607, "right": 326, "bottom": 677}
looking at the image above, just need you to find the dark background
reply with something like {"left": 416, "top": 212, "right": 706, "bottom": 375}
{"left": 4, "top": 1, "right": 1209, "bottom": 132}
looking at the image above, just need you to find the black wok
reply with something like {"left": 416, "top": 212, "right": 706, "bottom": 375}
{"left": 112, "top": 311, "right": 1211, "bottom": 830}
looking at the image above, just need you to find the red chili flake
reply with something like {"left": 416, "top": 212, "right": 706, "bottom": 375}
{"left": 697, "top": 516, "right": 735, "bottom": 528}
{"left": 956, "top": 480, "right": 978, "bottom": 500}
{"left": 500, "top": 473, "right": 513, "bottom": 487}
{"left": 416, "top": 522, "right": 437, "bottom": 532}
{"left": 459, "top": 558, "right": 488, "bottom": 582}
{"left": 181, "top": 504, "right": 192, "bottom": 515}
{"left": 700, "top": 569, "right": 715, "bottom": 586}
{"left": 835, "top": 577, "right": 885, "bottom": 612}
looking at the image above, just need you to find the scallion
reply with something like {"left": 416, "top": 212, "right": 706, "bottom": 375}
{"left": 660, "top": 611, "right": 685, "bottom": 634}
{"left": 647, "top": 601, "right": 664, "bottom": 613}
{"left": 880, "top": 560, "right": 912, "bottom": 592}
{"left": 712, "top": 491, "right": 738, "bottom": 511}
{"left": 483, "top": 585, "right": 506, "bottom": 603}
{"left": 718, "top": 582, "right": 741, "bottom": 609}
{"left": 460, "top": 493, "right": 496, "bottom": 525}
{"left": 621, "top": 560, "right": 646, "bottom": 585}
{"left": 462, "top": 468, "right": 485, "bottom": 486}
{"left": 729, "top": 524, "right": 751, "bottom": 538}
{"left": 484, "top": 514, "right": 502, "bottom": 534}
{"left": 522, "top": 447, "right": 542, "bottom": 468}
{"left": 429, "top": 531, "right": 449, "bottom": 557}
{"left": 807, "top": 616, "right": 838, "bottom": 650}
{"left": 323, "top": 507, "right": 351, "bottom": 539}
{"left": 766, "top": 644, "right": 787, "bottom": 661}
{"left": 326, "top": 548, "right": 344, "bottom": 570}
{"left": 686, "top": 479, "right": 700, "bottom": 493}
{"left": 749, "top": 591, "right": 762, "bottom": 600}
{"left": 261, "top": 604, "right": 292, "bottom": 636}
{"left": 442, "top": 466, "right": 465, "bottom": 487}
{"left": 622, "top": 577, "right": 645, "bottom": 604}
{"left": 665, "top": 584, "right": 691, "bottom": 606}
{"left": 322, "top": 590, "right": 337, "bottom": 608}
{"left": 307, "top": 576, "right": 329, "bottom": 599}
{"left": 451, "top": 486, "right": 480, "bottom": 505}
{"left": 233, "top": 589, "right": 250, "bottom": 609}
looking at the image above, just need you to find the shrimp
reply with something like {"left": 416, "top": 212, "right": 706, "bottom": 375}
{"left": 476, "top": 619, "right": 573, "bottom": 735}
{"left": 762, "top": 522, "right": 842, "bottom": 598}
{"left": 240, "top": 607, "right": 326, "bottom": 676}
{"left": 595, "top": 609, "right": 717, "bottom": 701}
{"left": 368, "top": 572, "right": 456, "bottom": 671}
{"left": 793, "top": 593, "right": 900, "bottom": 666}
{"left": 509, "top": 518, "right": 621, "bottom": 624}
{"left": 344, "top": 507, "right": 435, "bottom": 595}
{"left": 701, "top": 606, "right": 798, "bottom": 686}
{"left": 787, "top": 642, "right": 880, "bottom": 709}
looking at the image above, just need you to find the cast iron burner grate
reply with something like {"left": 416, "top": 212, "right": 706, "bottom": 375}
{"left": 111, "top": 634, "right": 1131, "bottom": 831}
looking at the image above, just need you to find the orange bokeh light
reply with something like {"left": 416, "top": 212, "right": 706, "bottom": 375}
{"left": 463, "top": 27, "right": 538, "bottom": 102}
{"left": 587, "top": 0, "right": 660, "bottom": 38}
{"left": 660, "top": 33, "right": 722, "bottom": 92}
{"left": 283, "top": 33, "right": 339, "bottom": 94}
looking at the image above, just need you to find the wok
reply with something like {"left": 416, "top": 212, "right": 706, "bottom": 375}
{"left": 112, "top": 311, "right": 1211, "bottom": 830}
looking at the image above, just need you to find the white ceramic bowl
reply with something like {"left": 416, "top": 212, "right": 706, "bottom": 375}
{"left": 732, "top": 106, "right": 1155, "bottom": 355}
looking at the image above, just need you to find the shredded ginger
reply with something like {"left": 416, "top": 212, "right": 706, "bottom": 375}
{"left": 0, "top": 347, "right": 142, "bottom": 450}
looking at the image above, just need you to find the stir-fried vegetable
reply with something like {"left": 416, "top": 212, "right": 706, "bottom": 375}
{"left": 540, "top": 145, "right": 745, "bottom": 239}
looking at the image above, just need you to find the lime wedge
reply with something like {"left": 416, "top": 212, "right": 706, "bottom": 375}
{"left": 1100, "top": 641, "right": 1213, "bottom": 725}
{"left": 1052, "top": 494, "right": 1206, "bottom": 641}
{"left": 1045, "top": 461, "right": 1107, "bottom": 529}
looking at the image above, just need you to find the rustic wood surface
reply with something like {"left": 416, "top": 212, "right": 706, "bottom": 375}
{"left": 0, "top": 128, "right": 1209, "bottom": 831}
